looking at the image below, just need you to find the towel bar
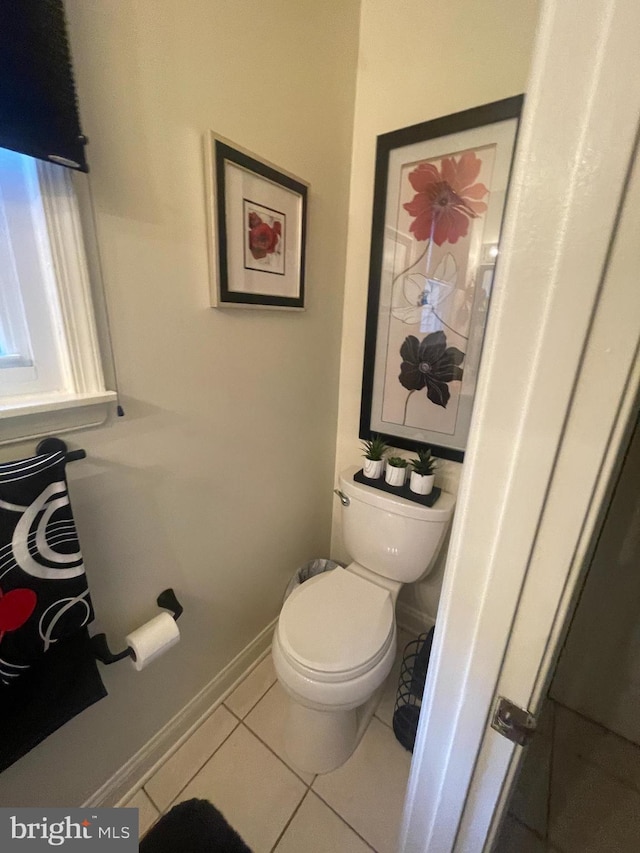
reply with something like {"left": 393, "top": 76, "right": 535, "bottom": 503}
{"left": 36, "top": 436, "right": 86, "bottom": 464}
{"left": 32, "top": 438, "right": 184, "bottom": 668}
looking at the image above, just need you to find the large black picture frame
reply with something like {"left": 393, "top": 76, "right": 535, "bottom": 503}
{"left": 359, "top": 96, "right": 523, "bottom": 461}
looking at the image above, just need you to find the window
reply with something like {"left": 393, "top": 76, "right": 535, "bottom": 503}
{"left": 0, "top": 148, "right": 116, "bottom": 440}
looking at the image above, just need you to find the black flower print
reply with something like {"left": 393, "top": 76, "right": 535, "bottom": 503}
{"left": 399, "top": 330, "right": 464, "bottom": 408}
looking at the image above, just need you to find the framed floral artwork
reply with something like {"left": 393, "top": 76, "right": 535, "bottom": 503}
{"left": 205, "top": 132, "right": 308, "bottom": 309}
{"left": 359, "top": 96, "right": 523, "bottom": 461}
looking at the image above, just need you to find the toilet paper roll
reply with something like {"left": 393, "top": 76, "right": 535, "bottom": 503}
{"left": 125, "top": 612, "right": 180, "bottom": 671}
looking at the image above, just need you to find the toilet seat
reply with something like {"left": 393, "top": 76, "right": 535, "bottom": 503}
{"left": 277, "top": 568, "right": 395, "bottom": 683}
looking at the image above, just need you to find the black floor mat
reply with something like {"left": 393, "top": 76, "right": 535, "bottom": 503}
{"left": 140, "top": 799, "right": 252, "bottom": 853}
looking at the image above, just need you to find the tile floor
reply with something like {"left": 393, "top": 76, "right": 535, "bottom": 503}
{"left": 124, "top": 630, "right": 415, "bottom": 852}
{"left": 493, "top": 698, "right": 640, "bottom": 853}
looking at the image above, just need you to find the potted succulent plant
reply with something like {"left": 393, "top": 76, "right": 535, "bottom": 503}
{"left": 410, "top": 447, "right": 437, "bottom": 495}
{"left": 361, "top": 435, "right": 388, "bottom": 479}
{"left": 385, "top": 456, "right": 409, "bottom": 487}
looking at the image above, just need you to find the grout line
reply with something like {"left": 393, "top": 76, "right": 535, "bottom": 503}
{"left": 506, "top": 814, "right": 551, "bottom": 849}
{"left": 140, "top": 807, "right": 161, "bottom": 843}
{"left": 373, "top": 709, "right": 393, "bottom": 731}
{"left": 225, "top": 660, "right": 277, "bottom": 720}
{"left": 238, "top": 676, "right": 278, "bottom": 721}
{"left": 142, "top": 785, "right": 163, "bottom": 815}
{"left": 552, "top": 696, "right": 640, "bottom": 753}
{"left": 231, "top": 679, "right": 277, "bottom": 721}
{"left": 551, "top": 697, "right": 640, "bottom": 796}
{"left": 223, "top": 702, "right": 243, "bottom": 722}
{"left": 111, "top": 634, "right": 277, "bottom": 809}
{"left": 141, "top": 655, "right": 393, "bottom": 849}
{"left": 138, "top": 653, "right": 274, "bottom": 813}
{"left": 310, "top": 788, "right": 377, "bottom": 851}
{"left": 239, "top": 720, "right": 315, "bottom": 788}
{"left": 140, "top": 676, "right": 384, "bottom": 852}
{"left": 158, "top": 718, "right": 241, "bottom": 814}
{"left": 268, "top": 787, "right": 310, "bottom": 853}
{"left": 545, "top": 698, "right": 640, "bottom": 852}
{"left": 575, "top": 756, "right": 640, "bottom": 796}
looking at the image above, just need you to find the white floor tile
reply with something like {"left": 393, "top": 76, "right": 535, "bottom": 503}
{"left": 493, "top": 815, "right": 548, "bottom": 853}
{"left": 375, "top": 630, "right": 413, "bottom": 729}
{"left": 224, "top": 654, "right": 276, "bottom": 719}
{"left": 245, "top": 682, "right": 315, "bottom": 785}
{"left": 555, "top": 703, "right": 640, "bottom": 794}
{"left": 510, "top": 699, "right": 554, "bottom": 836}
{"left": 145, "top": 705, "right": 238, "bottom": 812}
{"left": 176, "top": 724, "right": 306, "bottom": 853}
{"left": 274, "top": 792, "right": 374, "bottom": 853}
{"left": 313, "top": 716, "right": 412, "bottom": 853}
{"left": 124, "top": 788, "right": 159, "bottom": 838}
{"left": 549, "top": 747, "right": 640, "bottom": 852}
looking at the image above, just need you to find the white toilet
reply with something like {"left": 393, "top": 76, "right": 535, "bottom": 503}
{"left": 272, "top": 464, "right": 455, "bottom": 774}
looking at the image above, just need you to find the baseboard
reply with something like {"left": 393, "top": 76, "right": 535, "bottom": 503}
{"left": 83, "top": 617, "right": 277, "bottom": 808}
{"left": 397, "top": 602, "right": 434, "bottom": 637}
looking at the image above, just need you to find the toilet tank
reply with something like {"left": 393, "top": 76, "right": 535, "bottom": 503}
{"left": 338, "top": 466, "right": 456, "bottom": 583}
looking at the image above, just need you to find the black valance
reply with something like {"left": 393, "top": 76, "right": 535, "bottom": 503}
{"left": 0, "top": 0, "right": 88, "bottom": 172}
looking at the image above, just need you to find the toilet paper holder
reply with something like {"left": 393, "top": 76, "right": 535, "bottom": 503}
{"left": 91, "top": 588, "right": 183, "bottom": 665}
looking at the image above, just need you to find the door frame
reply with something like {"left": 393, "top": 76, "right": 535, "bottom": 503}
{"left": 399, "top": 1, "right": 640, "bottom": 850}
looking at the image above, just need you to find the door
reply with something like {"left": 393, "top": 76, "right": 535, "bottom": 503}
{"left": 399, "top": 1, "right": 640, "bottom": 850}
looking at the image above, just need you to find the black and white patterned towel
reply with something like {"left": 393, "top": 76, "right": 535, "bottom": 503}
{"left": 0, "top": 450, "right": 94, "bottom": 687}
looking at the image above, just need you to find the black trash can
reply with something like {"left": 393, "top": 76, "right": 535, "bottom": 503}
{"left": 392, "top": 628, "right": 435, "bottom": 752}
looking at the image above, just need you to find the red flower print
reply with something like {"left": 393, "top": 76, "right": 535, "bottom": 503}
{"left": 403, "top": 151, "right": 489, "bottom": 245}
{"left": 248, "top": 212, "right": 282, "bottom": 260}
{"left": 0, "top": 587, "right": 37, "bottom": 644}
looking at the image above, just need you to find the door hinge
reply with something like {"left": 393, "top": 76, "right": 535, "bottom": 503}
{"left": 491, "top": 696, "right": 537, "bottom": 746}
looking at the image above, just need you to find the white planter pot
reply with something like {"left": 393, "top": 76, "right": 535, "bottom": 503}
{"left": 363, "top": 458, "right": 384, "bottom": 479}
{"left": 385, "top": 464, "right": 406, "bottom": 487}
{"left": 410, "top": 471, "right": 435, "bottom": 495}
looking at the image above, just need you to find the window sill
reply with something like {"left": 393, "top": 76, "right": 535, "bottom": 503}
{"left": 0, "top": 391, "right": 118, "bottom": 446}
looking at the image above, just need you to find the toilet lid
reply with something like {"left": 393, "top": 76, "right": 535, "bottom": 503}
{"left": 278, "top": 569, "right": 394, "bottom": 676}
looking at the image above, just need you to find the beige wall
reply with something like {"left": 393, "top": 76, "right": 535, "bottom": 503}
{"left": 0, "top": 0, "right": 359, "bottom": 806}
{"left": 331, "top": 0, "right": 540, "bottom": 619}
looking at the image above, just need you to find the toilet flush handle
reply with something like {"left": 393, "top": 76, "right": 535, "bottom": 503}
{"left": 334, "top": 489, "right": 350, "bottom": 507}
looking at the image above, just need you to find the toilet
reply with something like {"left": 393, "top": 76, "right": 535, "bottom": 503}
{"left": 272, "top": 464, "right": 455, "bottom": 774}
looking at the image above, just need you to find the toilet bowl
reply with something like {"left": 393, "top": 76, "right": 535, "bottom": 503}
{"left": 273, "top": 465, "right": 455, "bottom": 774}
{"left": 273, "top": 564, "right": 399, "bottom": 773}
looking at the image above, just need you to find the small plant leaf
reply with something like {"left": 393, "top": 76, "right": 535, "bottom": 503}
{"left": 387, "top": 456, "right": 409, "bottom": 468}
{"left": 411, "top": 447, "right": 437, "bottom": 475}
{"left": 361, "top": 434, "right": 389, "bottom": 461}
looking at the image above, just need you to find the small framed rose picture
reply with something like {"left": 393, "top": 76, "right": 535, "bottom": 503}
{"left": 205, "top": 133, "right": 308, "bottom": 309}
{"left": 360, "top": 97, "right": 523, "bottom": 460}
